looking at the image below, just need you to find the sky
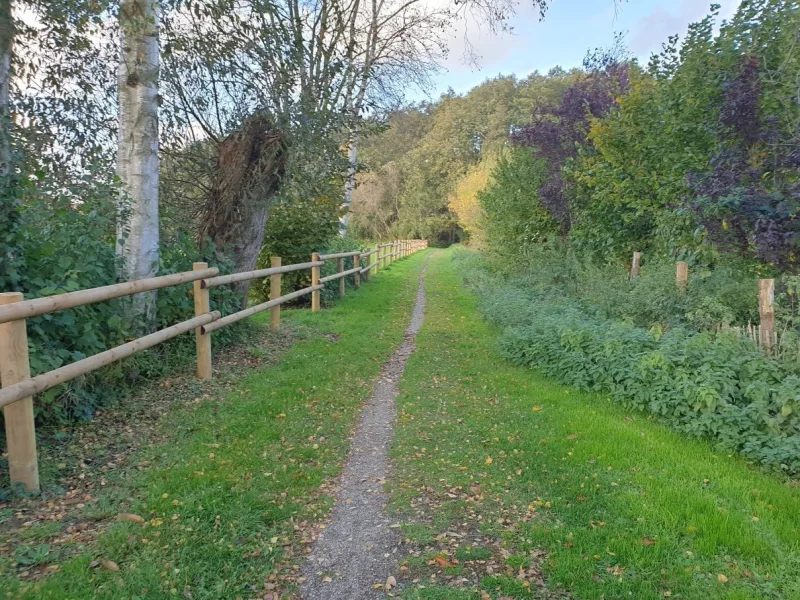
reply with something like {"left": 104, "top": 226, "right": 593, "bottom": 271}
{"left": 419, "top": 0, "right": 742, "bottom": 99}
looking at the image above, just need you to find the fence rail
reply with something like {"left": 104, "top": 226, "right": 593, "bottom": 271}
{"left": 0, "top": 239, "right": 427, "bottom": 491}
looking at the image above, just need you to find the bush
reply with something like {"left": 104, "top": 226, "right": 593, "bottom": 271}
{"left": 252, "top": 195, "right": 368, "bottom": 306}
{"left": 458, "top": 251, "right": 800, "bottom": 474}
{"left": 1, "top": 191, "right": 243, "bottom": 424}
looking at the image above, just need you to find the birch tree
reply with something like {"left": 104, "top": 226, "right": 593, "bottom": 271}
{"left": 0, "top": 0, "right": 11, "bottom": 178}
{"left": 117, "top": 0, "right": 160, "bottom": 327}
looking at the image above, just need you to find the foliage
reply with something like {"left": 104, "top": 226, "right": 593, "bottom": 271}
{"left": 479, "top": 148, "right": 559, "bottom": 260}
{"left": 0, "top": 176, "right": 243, "bottom": 424}
{"left": 511, "top": 37, "right": 631, "bottom": 232}
{"left": 570, "top": 1, "right": 800, "bottom": 266}
{"left": 352, "top": 72, "right": 578, "bottom": 244}
{"left": 460, "top": 252, "right": 800, "bottom": 474}
{"left": 252, "top": 195, "right": 344, "bottom": 303}
{"left": 447, "top": 154, "right": 495, "bottom": 245}
{"left": 476, "top": 2, "right": 800, "bottom": 270}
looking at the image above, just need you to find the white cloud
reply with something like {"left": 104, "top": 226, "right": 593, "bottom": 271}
{"left": 630, "top": 0, "right": 742, "bottom": 56}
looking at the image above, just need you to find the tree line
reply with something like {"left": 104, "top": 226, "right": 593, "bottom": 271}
{"left": 352, "top": 0, "right": 800, "bottom": 277}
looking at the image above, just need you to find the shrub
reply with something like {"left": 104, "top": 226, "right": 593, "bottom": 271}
{"left": 1, "top": 191, "right": 243, "bottom": 424}
{"left": 458, "top": 251, "right": 800, "bottom": 474}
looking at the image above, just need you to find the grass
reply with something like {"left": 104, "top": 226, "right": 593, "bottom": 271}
{"left": 389, "top": 248, "right": 800, "bottom": 600}
{"left": 0, "top": 251, "right": 429, "bottom": 599}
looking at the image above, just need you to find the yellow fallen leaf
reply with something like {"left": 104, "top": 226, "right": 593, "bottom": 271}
{"left": 117, "top": 513, "right": 144, "bottom": 525}
{"left": 385, "top": 575, "right": 397, "bottom": 590}
{"left": 485, "top": 457, "right": 493, "bottom": 465}
{"left": 532, "top": 406, "right": 542, "bottom": 412}
{"left": 718, "top": 574, "right": 728, "bottom": 583}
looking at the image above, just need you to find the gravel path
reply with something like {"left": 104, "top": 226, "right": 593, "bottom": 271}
{"left": 299, "top": 256, "right": 431, "bottom": 600}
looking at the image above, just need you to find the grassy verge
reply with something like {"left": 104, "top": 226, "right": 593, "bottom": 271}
{"left": 0, "top": 251, "right": 429, "bottom": 599}
{"left": 389, "top": 248, "right": 800, "bottom": 600}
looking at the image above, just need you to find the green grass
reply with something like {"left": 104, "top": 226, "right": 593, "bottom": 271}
{"left": 0, "top": 251, "right": 430, "bottom": 599}
{"left": 390, "top": 248, "right": 800, "bottom": 600}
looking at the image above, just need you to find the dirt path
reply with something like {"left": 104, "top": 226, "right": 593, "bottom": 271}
{"left": 299, "top": 255, "right": 431, "bottom": 600}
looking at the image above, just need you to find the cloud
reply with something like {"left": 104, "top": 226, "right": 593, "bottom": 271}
{"left": 630, "top": 0, "right": 741, "bottom": 55}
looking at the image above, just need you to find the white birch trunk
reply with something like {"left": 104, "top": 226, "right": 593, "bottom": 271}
{"left": 341, "top": 125, "right": 359, "bottom": 235}
{"left": 0, "top": 0, "right": 12, "bottom": 178}
{"left": 117, "top": 0, "right": 160, "bottom": 329}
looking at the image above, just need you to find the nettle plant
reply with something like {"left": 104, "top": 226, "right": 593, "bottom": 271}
{"left": 458, "top": 255, "right": 800, "bottom": 475}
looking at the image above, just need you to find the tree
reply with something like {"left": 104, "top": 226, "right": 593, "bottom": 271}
{"left": 117, "top": 0, "right": 160, "bottom": 327}
{"left": 0, "top": 0, "right": 11, "bottom": 179}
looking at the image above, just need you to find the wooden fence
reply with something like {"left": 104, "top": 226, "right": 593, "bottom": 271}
{"left": 630, "top": 252, "right": 777, "bottom": 351}
{"left": 0, "top": 239, "right": 428, "bottom": 491}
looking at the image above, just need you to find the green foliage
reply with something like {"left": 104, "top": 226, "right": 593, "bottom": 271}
{"left": 353, "top": 72, "right": 579, "bottom": 244}
{"left": 252, "top": 195, "right": 342, "bottom": 302}
{"left": 0, "top": 176, "right": 243, "bottom": 424}
{"left": 479, "top": 148, "right": 559, "bottom": 260}
{"left": 487, "top": 243, "right": 759, "bottom": 332}
{"left": 477, "top": 2, "right": 800, "bottom": 270}
{"left": 459, "top": 252, "right": 800, "bottom": 474}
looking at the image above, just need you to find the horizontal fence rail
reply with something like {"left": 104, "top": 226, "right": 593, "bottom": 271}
{"left": 201, "top": 284, "right": 324, "bottom": 334}
{"left": 202, "top": 262, "right": 323, "bottom": 289}
{"left": 0, "top": 239, "right": 427, "bottom": 491}
{"left": 0, "top": 268, "right": 219, "bottom": 325}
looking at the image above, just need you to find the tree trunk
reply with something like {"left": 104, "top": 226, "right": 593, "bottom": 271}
{"left": 198, "top": 115, "right": 286, "bottom": 306}
{"left": 341, "top": 124, "right": 359, "bottom": 236}
{"left": 230, "top": 195, "right": 270, "bottom": 300}
{"left": 117, "top": 0, "right": 160, "bottom": 330}
{"left": 0, "top": 0, "right": 12, "bottom": 178}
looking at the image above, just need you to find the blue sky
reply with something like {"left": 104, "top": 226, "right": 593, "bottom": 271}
{"left": 422, "top": 0, "right": 741, "bottom": 98}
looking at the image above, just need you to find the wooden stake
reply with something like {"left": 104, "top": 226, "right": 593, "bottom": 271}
{"left": 270, "top": 257, "right": 281, "bottom": 332}
{"left": 338, "top": 258, "right": 345, "bottom": 297}
{"left": 0, "top": 293, "right": 40, "bottom": 491}
{"left": 193, "top": 263, "right": 213, "bottom": 381}
{"left": 676, "top": 261, "right": 689, "bottom": 293}
{"left": 354, "top": 253, "right": 360, "bottom": 288}
{"left": 311, "top": 253, "right": 321, "bottom": 312}
{"left": 759, "top": 279, "right": 775, "bottom": 351}
{"left": 631, "top": 252, "right": 641, "bottom": 279}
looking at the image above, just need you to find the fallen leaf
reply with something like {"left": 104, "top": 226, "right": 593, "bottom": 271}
{"left": 642, "top": 538, "right": 656, "bottom": 546}
{"left": 434, "top": 555, "right": 452, "bottom": 568}
{"left": 485, "top": 457, "right": 493, "bottom": 465}
{"left": 117, "top": 513, "right": 145, "bottom": 525}
{"left": 385, "top": 575, "right": 396, "bottom": 590}
{"left": 718, "top": 574, "right": 728, "bottom": 583}
{"left": 102, "top": 560, "right": 120, "bottom": 572}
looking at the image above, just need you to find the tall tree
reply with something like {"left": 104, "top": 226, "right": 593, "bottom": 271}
{"left": 0, "top": 0, "right": 11, "bottom": 178}
{"left": 117, "top": 0, "right": 160, "bottom": 326}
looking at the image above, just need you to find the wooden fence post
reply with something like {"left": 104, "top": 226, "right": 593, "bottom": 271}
{"left": 193, "top": 263, "right": 213, "bottom": 381}
{"left": 0, "top": 292, "right": 40, "bottom": 491}
{"left": 630, "top": 252, "right": 641, "bottom": 279}
{"left": 364, "top": 249, "right": 372, "bottom": 282}
{"left": 354, "top": 253, "right": 360, "bottom": 288}
{"left": 759, "top": 279, "right": 775, "bottom": 351}
{"left": 676, "top": 261, "right": 688, "bottom": 293}
{"left": 338, "top": 257, "right": 345, "bottom": 297}
{"left": 312, "top": 252, "right": 321, "bottom": 312}
{"left": 270, "top": 256, "right": 281, "bottom": 332}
